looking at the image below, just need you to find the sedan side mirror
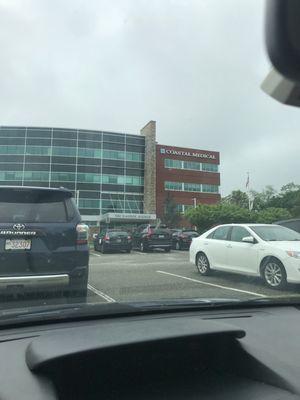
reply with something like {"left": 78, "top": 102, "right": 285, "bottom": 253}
{"left": 242, "top": 236, "right": 255, "bottom": 244}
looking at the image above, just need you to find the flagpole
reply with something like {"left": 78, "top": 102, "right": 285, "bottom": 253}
{"left": 246, "top": 172, "right": 250, "bottom": 211}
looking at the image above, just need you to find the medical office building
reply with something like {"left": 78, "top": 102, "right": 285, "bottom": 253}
{"left": 0, "top": 122, "right": 220, "bottom": 227}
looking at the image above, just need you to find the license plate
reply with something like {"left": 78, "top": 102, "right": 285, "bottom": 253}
{"left": 116, "top": 239, "right": 122, "bottom": 243}
{"left": 5, "top": 239, "right": 31, "bottom": 250}
{"left": 158, "top": 235, "right": 165, "bottom": 238}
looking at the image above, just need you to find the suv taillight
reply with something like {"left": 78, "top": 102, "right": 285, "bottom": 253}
{"left": 104, "top": 234, "right": 110, "bottom": 241}
{"left": 76, "top": 223, "right": 89, "bottom": 245}
{"left": 147, "top": 226, "right": 154, "bottom": 238}
{"left": 127, "top": 235, "right": 132, "bottom": 241}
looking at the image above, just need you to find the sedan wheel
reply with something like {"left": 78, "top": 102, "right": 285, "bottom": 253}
{"left": 262, "top": 260, "right": 286, "bottom": 289}
{"left": 196, "top": 253, "right": 210, "bottom": 276}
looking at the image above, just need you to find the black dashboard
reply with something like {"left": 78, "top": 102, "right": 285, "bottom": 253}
{"left": 0, "top": 305, "right": 300, "bottom": 399}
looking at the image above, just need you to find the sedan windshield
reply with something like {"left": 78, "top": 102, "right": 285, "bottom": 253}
{"left": 251, "top": 226, "right": 300, "bottom": 241}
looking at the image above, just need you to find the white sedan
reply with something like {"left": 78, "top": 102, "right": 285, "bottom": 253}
{"left": 189, "top": 223, "right": 300, "bottom": 289}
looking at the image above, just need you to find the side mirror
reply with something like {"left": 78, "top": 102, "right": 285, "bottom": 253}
{"left": 242, "top": 236, "right": 255, "bottom": 244}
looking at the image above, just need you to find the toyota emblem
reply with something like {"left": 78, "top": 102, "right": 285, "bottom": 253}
{"left": 13, "top": 223, "right": 26, "bottom": 231}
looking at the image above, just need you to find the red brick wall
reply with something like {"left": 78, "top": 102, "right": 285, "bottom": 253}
{"left": 156, "top": 144, "right": 221, "bottom": 222}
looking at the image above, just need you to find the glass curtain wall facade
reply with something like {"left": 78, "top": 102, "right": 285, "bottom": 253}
{"left": 0, "top": 127, "right": 145, "bottom": 222}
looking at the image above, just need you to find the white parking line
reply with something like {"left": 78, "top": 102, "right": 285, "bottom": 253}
{"left": 90, "top": 252, "right": 102, "bottom": 257}
{"left": 87, "top": 284, "right": 116, "bottom": 302}
{"left": 156, "top": 270, "right": 266, "bottom": 298}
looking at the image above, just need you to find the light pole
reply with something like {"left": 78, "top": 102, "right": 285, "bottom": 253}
{"left": 192, "top": 198, "right": 197, "bottom": 208}
{"left": 75, "top": 190, "right": 80, "bottom": 207}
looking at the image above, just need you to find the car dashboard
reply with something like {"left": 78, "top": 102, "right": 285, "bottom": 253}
{"left": 0, "top": 305, "right": 299, "bottom": 399}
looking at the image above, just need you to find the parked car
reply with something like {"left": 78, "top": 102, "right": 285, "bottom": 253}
{"left": 172, "top": 229, "right": 199, "bottom": 250}
{"left": 132, "top": 224, "right": 172, "bottom": 252}
{"left": 0, "top": 186, "right": 89, "bottom": 298}
{"left": 190, "top": 223, "right": 300, "bottom": 289}
{"left": 94, "top": 229, "right": 132, "bottom": 253}
{"left": 275, "top": 218, "right": 300, "bottom": 234}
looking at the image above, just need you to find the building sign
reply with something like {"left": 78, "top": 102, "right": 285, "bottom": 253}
{"left": 102, "top": 213, "right": 157, "bottom": 221}
{"left": 160, "top": 148, "right": 216, "bottom": 160}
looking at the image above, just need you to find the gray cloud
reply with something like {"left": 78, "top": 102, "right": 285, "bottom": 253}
{"left": 0, "top": 0, "right": 299, "bottom": 195}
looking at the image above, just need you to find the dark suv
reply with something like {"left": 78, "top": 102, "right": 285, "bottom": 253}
{"left": 132, "top": 224, "right": 172, "bottom": 252}
{"left": 94, "top": 229, "right": 132, "bottom": 253}
{"left": 0, "top": 186, "right": 89, "bottom": 298}
{"left": 171, "top": 229, "right": 199, "bottom": 250}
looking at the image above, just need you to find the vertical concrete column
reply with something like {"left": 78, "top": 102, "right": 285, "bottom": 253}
{"left": 140, "top": 121, "right": 156, "bottom": 214}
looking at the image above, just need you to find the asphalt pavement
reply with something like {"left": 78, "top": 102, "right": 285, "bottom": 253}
{"left": 87, "top": 249, "right": 300, "bottom": 304}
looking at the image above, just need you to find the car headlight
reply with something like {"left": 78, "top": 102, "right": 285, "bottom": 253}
{"left": 286, "top": 251, "right": 300, "bottom": 258}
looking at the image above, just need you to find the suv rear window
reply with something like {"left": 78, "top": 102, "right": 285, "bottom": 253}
{"left": 108, "top": 231, "right": 128, "bottom": 237}
{"left": 0, "top": 202, "right": 67, "bottom": 223}
{"left": 0, "top": 189, "right": 69, "bottom": 223}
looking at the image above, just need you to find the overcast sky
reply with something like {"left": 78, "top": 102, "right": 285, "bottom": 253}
{"left": 0, "top": 0, "right": 300, "bottom": 195}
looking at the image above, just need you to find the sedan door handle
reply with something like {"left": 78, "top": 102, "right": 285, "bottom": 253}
{"left": 203, "top": 242, "right": 209, "bottom": 245}
{"left": 226, "top": 244, "right": 232, "bottom": 248}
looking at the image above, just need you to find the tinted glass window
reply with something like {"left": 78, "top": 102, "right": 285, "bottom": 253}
{"left": 211, "top": 226, "right": 230, "bottom": 240}
{"left": 0, "top": 201, "right": 67, "bottom": 222}
{"left": 108, "top": 231, "right": 128, "bottom": 237}
{"left": 230, "top": 227, "right": 250, "bottom": 242}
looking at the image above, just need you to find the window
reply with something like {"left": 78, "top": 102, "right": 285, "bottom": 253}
{"left": 210, "top": 226, "right": 230, "bottom": 240}
{"left": 53, "top": 130, "right": 77, "bottom": 139}
{"left": 165, "top": 181, "right": 183, "bottom": 191}
{"left": 78, "top": 131, "right": 102, "bottom": 141}
{"left": 230, "top": 226, "right": 250, "bottom": 242}
{"left": 52, "top": 147, "right": 77, "bottom": 157}
{"left": 202, "top": 163, "right": 218, "bottom": 172}
{"left": 77, "top": 173, "right": 101, "bottom": 183}
{"left": 251, "top": 225, "right": 300, "bottom": 241}
{"left": 27, "top": 129, "right": 51, "bottom": 138}
{"left": 165, "top": 181, "right": 219, "bottom": 193}
{"left": 26, "top": 146, "right": 51, "bottom": 156}
{"left": 26, "top": 138, "right": 51, "bottom": 146}
{"left": 102, "top": 175, "right": 144, "bottom": 186}
{"left": 0, "top": 145, "right": 24, "bottom": 155}
{"left": 202, "top": 184, "right": 219, "bottom": 193}
{"left": 103, "top": 133, "right": 125, "bottom": 143}
{"left": 0, "top": 201, "right": 67, "bottom": 223}
{"left": 51, "top": 172, "right": 76, "bottom": 182}
{"left": 78, "top": 148, "right": 102, "bottom": 158}
{"left": 183, "top": 161, "right": 201, "bottom": 170}
{"left": 164, "top": 158, "right": 218, "bottom": 172}
{"left": 165, "top": 159, "right": 182, "bottom": 169}
{"left": 78, "top": 199, "right": 100, "bottom": 209}
{"left": 0, "top": 129, "right": 26, "bottom": 138}
{"left": 175, "top": 204, "right": 193, "bottom": 213}
{"left": 52, "top": 139, "right": 77, "bottom": 147}
{"left": 103, "top": 150, "right": 125, "bottom": 160}
{"left": 24, "top": 171, "right": 49, "bottom": 181}
{"left": 184, "top": 182, "right": 199, "bottom": 192}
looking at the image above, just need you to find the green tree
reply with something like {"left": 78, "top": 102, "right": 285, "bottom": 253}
{"left": 185, "top": 203, "right": 254, "bottom": 233}
{"left": 222, "top": 190, "right": 249, "bottom": 209}
{"left": 255, "top": 207, "right": 292, "bottom": 223}
{"left": 162, "top": 193, "right": 181, "bottom": 228}
{"left": 250, "top": 185, "right": 277, "bottom": 211}
{"left": 281, "top": 182, "right": 300, "bottom": 193}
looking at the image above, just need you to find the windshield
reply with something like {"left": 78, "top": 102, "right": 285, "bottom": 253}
{"left": 1, "top": 0, "right": 300, "bottom": 320}
{"left": 251, "top": 226, "right": 300, "bottom": 241}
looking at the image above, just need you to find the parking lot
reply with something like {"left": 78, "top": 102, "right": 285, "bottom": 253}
{"left": 87, "top": 249, "right": 300, "bottom": 304}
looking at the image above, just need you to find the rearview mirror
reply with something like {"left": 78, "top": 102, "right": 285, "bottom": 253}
{"left": 242, "top": 236, "right": 255, "bottom": 244}
{"left": 265, "top": 0, "right": 300, "bottom": 83}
